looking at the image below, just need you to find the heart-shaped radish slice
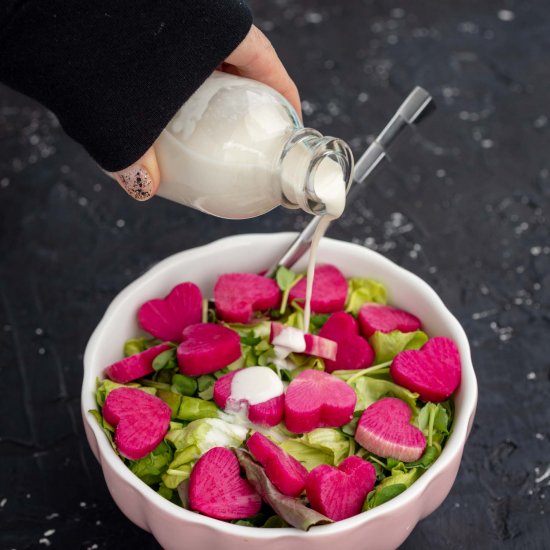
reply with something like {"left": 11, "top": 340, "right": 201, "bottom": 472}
{"left": 138, "top": 282, "right": 202, "bottom": 342}
{"left": 214, "top": 273, "right": 281, "bottom": 323}
{"left": 355, "top": 397, "right": 426, "bottom": 462}
{"left": 188, "top": 447, "right": 261, "bottom": 520}
{"left": 390, "top": 337, "right": 461, "bottom": 402}
{"left": 284, "top": 370, "right": 356, "bottom": 433}
{"left": 103, "top": 387, "right": 171, "bottom": 460}
{"left": 306, "top": 456, "right": 376, "bottom": 521}
{"left": 318, "top": 312, "right": 374, "bottom": 372}
{"left": 288, "top": 264, "right": 348, "bottom": 313}
{"left": 177, "top": 323, "right": 241, "bottom": 376}
{"left": 358, "top": 304, "right": 421, "bottom": 338}
{"left": 246, "top": 432, "right": 308, "bottom": 497}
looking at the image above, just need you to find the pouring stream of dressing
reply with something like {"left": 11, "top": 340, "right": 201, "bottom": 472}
{"left": 302, "top": 157, "right": 347, "bottom": 331}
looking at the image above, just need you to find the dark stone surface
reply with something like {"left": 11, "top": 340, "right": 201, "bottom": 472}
{"left": 1, "top": 0, "right": 549, "bottom": 548}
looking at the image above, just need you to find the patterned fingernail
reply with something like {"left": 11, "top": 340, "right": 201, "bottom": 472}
{"left": 117, "top": 166, "right": 153, "bottom": 201}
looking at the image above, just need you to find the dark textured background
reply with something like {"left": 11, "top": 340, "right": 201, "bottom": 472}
{"left": 1, "top": 0, "right": 549, "bottom": 548}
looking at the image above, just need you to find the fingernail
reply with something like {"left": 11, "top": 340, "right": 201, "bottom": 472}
{"left": 117, "top": 165, "right": 153, "bottom": 201}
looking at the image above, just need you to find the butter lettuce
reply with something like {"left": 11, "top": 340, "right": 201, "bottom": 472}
{"left": 345, "top": 278, "right": 387, "bottom": 315}
{"left": 369, "top": 330, "right": 428, "bottom": 364}
{"left": 280, "top": 428, "right": 354, "bottom": 470}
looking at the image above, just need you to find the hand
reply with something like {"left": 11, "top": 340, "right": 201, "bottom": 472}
{"left": 113, "top": 24, "right": 302, "bottom": 201}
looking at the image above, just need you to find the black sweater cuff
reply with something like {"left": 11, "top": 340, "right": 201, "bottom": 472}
{"left": 0, "top": 1, "right": 252, "bottom": 171}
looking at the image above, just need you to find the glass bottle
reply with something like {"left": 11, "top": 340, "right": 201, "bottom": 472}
{"left": 154, "top": 71, "right": 354, "bottom": 220}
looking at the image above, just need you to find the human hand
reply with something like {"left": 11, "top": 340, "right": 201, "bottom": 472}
{"left": 113, "top": 24, "right": 302, "bottom": 201}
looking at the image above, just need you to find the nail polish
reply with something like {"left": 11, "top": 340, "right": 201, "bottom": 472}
{"left": 117, "top": 166, "right": 153, "bottom": 201}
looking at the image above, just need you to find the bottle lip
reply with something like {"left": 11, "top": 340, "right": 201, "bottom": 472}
{"left": 279, "top": 128, "right": 354, "bottom": 215}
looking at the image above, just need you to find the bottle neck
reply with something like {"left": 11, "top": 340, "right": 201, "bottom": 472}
{"left": 278, "top": 128, "right": 354, "bottom": 216}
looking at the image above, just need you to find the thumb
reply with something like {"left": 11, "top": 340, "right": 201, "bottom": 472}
{"left": 110, "top": 146, "right": 160, "bottom": 201}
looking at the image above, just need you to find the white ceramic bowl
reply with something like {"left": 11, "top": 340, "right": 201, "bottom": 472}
{"left": 82, "top": 233, "right": 477, "bottom": 550}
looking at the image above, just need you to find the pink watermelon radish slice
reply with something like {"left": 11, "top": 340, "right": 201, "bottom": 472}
{"left": 390, "top": 337, "right": 461, "bottom": 402}
{"left": 103, "top": 387, "right": 171, "bottom": 460}
{"left": 177, "top": 323, "right": 241, "bottom": 376}
{"left": 188, "top": 447, "right": 261, "bottom": 520}
{"left": 246, "top": 432, "right": 308, "bottom": 497}
{"left": 355, "top": 397, "right": 426, "bottom": 462}
{"left": 270, "top": 322, "right": 337, "bottom": 361}
{"left": 214, "top": 368, "right": 284, "bottom": 426}
{"left": 104, "top": 343, "right": 172, "bottom": 383}
{"left": 138, "top": 282, "right": 202, "bottom": 342}
{"left": 358, "top": 304, "right": 421, "bottom": 338}
{"left": 305, "top": 456, "right": 376, "bottom": 521}
{"left": 318, "top": 312, "right": 374, "bottom": 373}
{"left": 284, "top": 370, "right": 356, "bottom": 433}
{"left": 214, "top": 273, "right": 281, "bottom": 323}
{"left": 288, "top": 264, "right": 348, "bottom": 313}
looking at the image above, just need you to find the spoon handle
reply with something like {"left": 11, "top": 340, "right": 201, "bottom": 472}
{"left": 266, "top": 87, "right": 434, "bottom": 278}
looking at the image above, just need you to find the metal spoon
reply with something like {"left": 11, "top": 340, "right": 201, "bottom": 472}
{"left": 266, "top": 86, "right": 435, "bottom": 277}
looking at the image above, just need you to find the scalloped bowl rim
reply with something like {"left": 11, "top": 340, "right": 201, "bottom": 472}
{"left": 82, "top": 232, "right": 477, "bottom": 540}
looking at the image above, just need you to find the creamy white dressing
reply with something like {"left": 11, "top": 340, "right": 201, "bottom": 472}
{"left": 229, "top": 366, "right": 284, "bottom": 406}
{"left": 272, "top": 326, "right": 306, "bottom": 352}
{"left": 302, "top": 157, "right": 346, "bottom": 331}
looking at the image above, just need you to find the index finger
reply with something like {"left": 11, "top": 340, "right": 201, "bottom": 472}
{"left": 223, "top": 25, "right": 302, "bottom": 120}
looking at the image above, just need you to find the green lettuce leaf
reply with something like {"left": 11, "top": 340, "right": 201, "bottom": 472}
{"left": 196, "top": 374, "right": 216, "bottom": 400}
{"left": 175, "top": 396, "right": 220, "bottom": 421}
{"left": 236, "top": 449, "right": 332, "bottom": 531}
{"left": 128, "top": 441, "right": 173, "bottom": 486}
{"left": 345, "top": 278, "right": 387, "bottom": 315}
{"left": 152, "top": 348, "right": 178, "bottom": 372}
{"left": 171, "top": 373, "right": 198, "bottom": 397}
{"left": 368, "top": 330, "right": 428, "bottom": 364}
{"left": 363, "top": 468, "right": 420, "bottom": 511}
{"left": 123, "top": 336, "right": 160, "bottom": 357}
{"left": 280, "top": 428, "right": 353, "bottom": 470}
{"left": 275, "top": 267, "right": 304, "bottom": 315}
{"left": 349, "top": 376, "right": 419, "bottom": 412}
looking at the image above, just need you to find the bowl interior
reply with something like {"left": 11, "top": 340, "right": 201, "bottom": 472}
{"left": 82, "top": 232, "right": 477, "bottom": 537}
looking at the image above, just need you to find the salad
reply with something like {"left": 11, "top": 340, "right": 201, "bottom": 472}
{"left": 90, "top": 263, "right": 461, "bottom": 530}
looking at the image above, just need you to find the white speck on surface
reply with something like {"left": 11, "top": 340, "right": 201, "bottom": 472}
{"left": 390, "top": 8, "right": 405, "bottom": 18}
{"left": 38, "top": 347, "right": 46, "bottom": 355}
{"left": 80, "top": 501, "right": 87, "bottom": 507}
{"left": 527, "top": 372, "right": 537, "bottom": 380}
{"left": 481, "top": 139, "right": 494, "bottom": 149}
{"left": 515, "top": 222, "right": 529, "bottom": 235}
{"left": 26, "top": 493, "right": 31, "bottom": 499}
{"left": 498, "top": 9, "right": 515, "bottom": 21}
{"left": 534, "top": 115, "right": 548, "bottom": 128}
{"left": 458, "top": 21, "right": 478, "bottom": 34}
{"left": 0, "top": 498, "right": 6, "bottom": 508}
{"left": 115, "top": 219, "right": 126, "bottom": 228}
{"left": 77, "top": 196, "right": 88, "bottom": 207}
{"left": 535, "top": 433, "right": 545, "bottom": 440}
{"left": 530, "top": 246, "right": 542, "bottom": 256}
{"left": 0, "top": 177, "right": 9, "bottom": 188}
{"left": 87, "top": 545, "right": 99, "bottom": 550}
{"left": 93, "top": 183, "right": 102, "bottom": 192}
{"left": 43, "top": 530, "right": 55, "bottom": 537}
{"left": 304, "top": 11, "right": 323, "bottom": 24}
{"left": 45, "top": 512, "right": 59, "bottom": 520}
{"left": 535, "top": 466, "right": 550, "bottom": 484}
{"left": 39, "top": 539, "right": 51, "bottom": 547}
{"left": 357, "top": 92, "right": 369, "bottom": 103}
{"left": 95, "top": 520, "right": 102, "bottom": 526}
{"left": 35, "top": 328, "right": 43, "bottom": 335}
{"left": 472, "top": 308, "right": 498, "bottom": 320}
{"left": 436, "top": 169, "right": 446, "bottom": 178}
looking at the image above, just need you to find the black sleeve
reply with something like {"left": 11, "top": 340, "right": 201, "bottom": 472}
{"left": 0, "top": 0, "right": 252, "bottom": 171}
